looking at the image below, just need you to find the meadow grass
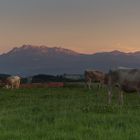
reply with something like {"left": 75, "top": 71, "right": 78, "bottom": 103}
{"left": 0, "top": 86, "right": 139, "bottom": 139}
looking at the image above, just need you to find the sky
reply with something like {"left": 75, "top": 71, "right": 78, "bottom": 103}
{"left": 0, "top": 0, "right": 140, "bottom": 54}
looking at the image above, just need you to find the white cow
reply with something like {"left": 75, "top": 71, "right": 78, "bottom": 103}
{"left": 5, "top": 76, "right": 21, "bottom": 89}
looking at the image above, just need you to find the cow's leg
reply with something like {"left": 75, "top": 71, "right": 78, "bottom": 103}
{"left": 108, "top": 86, "right": 112, "bottom": 104}
{"left": 119, "top": 90, "right": 123, "bottom": 105}
{"left": 5, "top": 85, "right": 9, "bottom": 89}
{"left": 11, "top": 84, "right": 14, "bottom": 89}
{"left": 96, "top": 83, "right": 100, "bottom": 96}
{"left": 18, "top": 80, "right": 20, "bottom": 89}
{"left": 108, "top": 75, "right": 113, "bottom": 103}
{"left": 97, "top": 83, "right": 101, "bottom": 89}
{"left": 99, "top": 81, "right": 104, "bottom": 89}
{"left": 87, "top": 79, "right": 91, "bottom": 89}
{"left": 16, "top": 81, "right": 20, "bottom": 89}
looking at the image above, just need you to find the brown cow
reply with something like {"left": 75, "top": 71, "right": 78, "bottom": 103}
{"left": 85, "top": 70, "right": 105, "bottom": 89}
{"left": 107, "top": 68, "right": 140, "bottom": 105}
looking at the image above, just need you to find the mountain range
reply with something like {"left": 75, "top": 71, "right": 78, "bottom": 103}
{"left": 0, "top": 45, "right": 140, "bottom": 76}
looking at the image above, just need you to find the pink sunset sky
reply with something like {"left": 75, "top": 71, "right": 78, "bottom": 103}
{"left": 0, "top": 0, "right": 140, "bottom": 54}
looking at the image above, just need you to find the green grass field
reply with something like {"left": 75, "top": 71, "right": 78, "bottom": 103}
{"left": 0, "top": 86, "right": 140, "bottom": 140}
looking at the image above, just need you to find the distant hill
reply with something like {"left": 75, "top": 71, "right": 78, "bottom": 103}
{"left": 0, "top": 45, "right": 140, "bottom": 76}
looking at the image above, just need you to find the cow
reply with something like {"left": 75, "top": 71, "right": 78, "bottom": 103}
{"left": 85, "top": 70, "right": 106, "bottom": 89}
{"left": 5, "top": 76, "right": 21, "bottom": 89}
{"left": 107, "top": 68, "right": 140, "bottom": 105}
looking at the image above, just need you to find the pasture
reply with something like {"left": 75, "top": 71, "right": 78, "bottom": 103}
{"left": 0, "top": 85, "right": 140, "bottom": 140}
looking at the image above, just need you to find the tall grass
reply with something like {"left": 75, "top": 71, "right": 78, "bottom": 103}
{"left": 0, "top": 86, "right": 139, "bottom": 139}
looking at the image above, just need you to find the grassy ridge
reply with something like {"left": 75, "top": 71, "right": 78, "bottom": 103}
{"left": 0, "top": 87, "right": 139, "bottom": 139}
